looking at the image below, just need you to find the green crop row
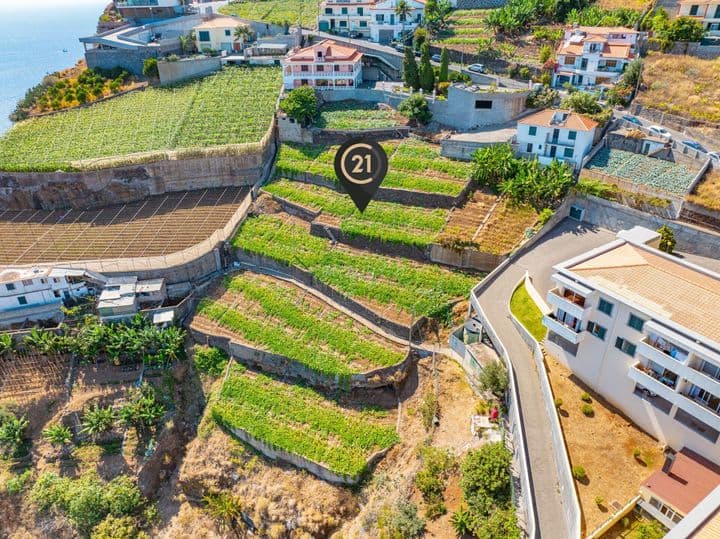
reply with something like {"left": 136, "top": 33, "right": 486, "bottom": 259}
{"left": 231, "top": 214, "right": 477, "bottom": 319}
{"left": 0, "top": 67, "right": 281, "bottom": 171}
{"left": 263, "top": 179, "right": 446, "bottom": 247}
{"left": 314, "top": 101, "right": 405, "bottom": 130}
{"left": 212, "top": 364, "right": 398, "bottom": 477}
{"left": 220, "top": 0, "right": 317, "bottom": 28}
{"left": 196, "top": 273, "right": 405, "bottom": 376}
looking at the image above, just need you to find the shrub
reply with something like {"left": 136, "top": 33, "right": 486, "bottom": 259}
{"left": 450, "top": 506, "right": 474, "bottom": 537}
{"left": 554, "top": 397, "right": 563, "bottom": 409}
{"left": 419, "top": 391, "right": 439, "bottom": 430}
{"left": 527, "top": 87, "right": 558, "bottom": 108}
{"left": 398, "top": 93, "right": 432, "bottom": 125}
{"left": 540, "top": 71, "right": 552, "bottom": 86}
{"left": 203, "top": 491, "right": 245, "bottom": 535}
{"left": 595, "top": 495, "right": 604, "bottom": 506}
{"left": 5, "top": 469, "right": 32, "bottom": 495}
{"left": 658, "top": 225, "right": 675, "bottom": 254}
{"left": 633, "top": 447, "right": 641, "bottom": 459}
{"left": 539, "top": 44, "right": 553, "bottom": 63}
{"left": 415, "top": 446, "right": 453, "bottom": 518}
{"left": 580, "top": 392, "right": 592, "bottom": 403}
{"left": 105, "top": 476, "right": 143, "bottom": 517}
{"left": 537, "top": 208, "right": 554, "bottom": 227}
{"left": 581, "top": 403, "right": 594, "bottom": 416}
{"left": 193, "top": 345, "right": 229, "bottom": 377}
{"left": 478, "top": 360, "right": 509, "bottom": 398}
{"left": 633, "top": 520, "right": 667, "bottom": 539}
{"left": 519, "top": 66, "right": 531, "bottom": 80}
{"left": 388, "top": 499, "right": 426, "bottom": 538}
{"left": 81, "top": 404, "right": 116, "bottom": 439}
{"left": 663, "top": 16, "right": 705, "bottom": 42}
{"left": 572, "top": 466, "right": 586, "bottom": 480}
{"left": 0, "top": 412, "right": 29, "bottom": 457}
{"left": 43, "top": 423, "right": 73, "bottom": 446}
{"left": 118, "top": 384, "right": 166, "bottom": 431}
{"left": 280, "top": 86, "right": 318, "bottom": 127}
{"left": 91, "top": 515, "right": 144, "bottom": 539}
{"left": 142, "top": 58, "right": 158, "bottom": 79}
{"left": 461, "top": 442, "right": 512, "bottom": 517}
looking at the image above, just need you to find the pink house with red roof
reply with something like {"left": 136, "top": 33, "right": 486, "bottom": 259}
{"left": 280, "top": 40, "right": 363, "bottom": 91}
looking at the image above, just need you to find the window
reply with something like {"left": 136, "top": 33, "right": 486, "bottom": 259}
{"left": 563, "top": 147, "right": 574, "bottom": 158}
{"left": 628, "top": 314, "right": 645, "bottom": 331}
{"left": 53, "top": 278, "right": 60, "bottom": 283}
{"left": 587, "top": 321, "right": 607, "bottom": 340}
{"left": 568, "top": 130, "right": 577, "bottom": 140}
{"left": 376, "top": 14, "right": 384, "bottom": 22}
{"left": 690, "top": 4, "right": 699, "bottom": 15}
{"left": 5, "top": 283, "right": 15, "bottom": 291}
{"left": 22, "top": 279, "right": 33, "bottom": 286}
{"left": 526, "top": 143, "right": 533, "bottom": 153}
{"left": 224, "top": 29, "right": 231, "bottom": 36}
{"left": 325, "top": 7, "right": 332, "bottom": 14}
{"left": 17, "top": 296, "right": 27, "bottom": 306}
{"left": 359, "top": 20, "right": 367, "bottom": 27}
{"left": 598, "top": 298, "right": 614, "bottom": 316}
{"left": 198, "top": 30, "right": 210, "bottom": 42}
{"left": 341, "top": 7, "right": 347, "bottom": 13}
{"left": 339, "top": 20, "right": 347, "bottom": 26}
{"left": 317, "top": 65, "right": 324, "bottom": 72}
{"left": 528, "top": 126, "right": 537, "bottom": 136}
{"left": 40, "top": 278, "right": 48, "bottom": 284}
{"left": 615, "top": 337, "right": 636, "bottom": 357}
{"left": 301, "top": 65, "right": 309, "bottom": 72}
{"left": 357, "top": 7, "right": 363, "bottom": 14}
{"left": 53, "top": 290, "right": 61, "bottom": 298}
{"left": 715, "top": 5, "right": 720, "bottom": 17}
{"left": 334, "top": 64, "right": 340, "bottom": 71}
{"left": 475, "top": 100, "right": 492, "bottom": 109}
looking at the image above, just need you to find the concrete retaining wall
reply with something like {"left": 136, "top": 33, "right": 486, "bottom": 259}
{"left": 189, "top": 326, "right": 415, "bottom": 389}
{"left": 428, "top": 244, "right": 506, "bottom": 272}
{"left": 680, "top": 201, "right": 720, "bottom": 233}
{"left": 277, "top": 115, "right": 410, "bottom": 144}
{"left": 158, "top": 56, "right": 222, "bottom": 85}
{"left": 646, "top": 40, "right": 720, "bottom": 59}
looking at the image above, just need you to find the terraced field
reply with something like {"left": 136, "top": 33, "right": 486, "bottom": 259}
{"left": 220, "top": 0, "right": 316, "bottom": 28}
{"left": 192, "top": 272, "right": 407, "bottom": 377}
{"left": 231, "top": 213, "right": 477, "bottom": 322}
{"left": 212, "top": 363, "right": 398, "bottom": 478}
{"left": 0, "top": 67, "right": 281, "bottom": 171}
{"left": 314, "top": 101, "right": 407, "bottom": 130}
{"left": 0, "top": 187, "right": 249, "bottom": 264}
{"left": 274, "top": 139, "right": 472, "bottom": 197}
{"left": 433, "top": 9, "right": 492, "bottom": 50}
{"left": 264, "top": 179, "right": 447, "bottom": 248}
{"left": 584, "top": 147, "right": 698, "bottom": 195}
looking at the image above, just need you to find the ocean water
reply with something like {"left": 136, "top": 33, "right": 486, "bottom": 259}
{"left": 0, "top": 0, "right": 108, "bottom": 134}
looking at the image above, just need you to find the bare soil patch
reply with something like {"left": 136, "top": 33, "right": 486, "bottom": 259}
{"left": 687, "top": 169, "right": 720, "bottom": 211}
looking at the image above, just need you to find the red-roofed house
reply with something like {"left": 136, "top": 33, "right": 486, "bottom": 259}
{"left": 280, "top": 40, "right": 363, "bottom": 90}
{"left": 552, "top": 26, "right": 640, "bottom": 88}
{"left": 639, "top": 448, "right": 720, "bottom": 530}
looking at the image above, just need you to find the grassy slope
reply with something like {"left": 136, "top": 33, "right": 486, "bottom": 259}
{"left": 509, "top": 281, "right": 546, "bottom": 342}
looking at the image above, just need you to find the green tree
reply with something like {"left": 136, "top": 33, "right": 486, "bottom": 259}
{"left": 473, "top": 507, "right": 521, "bottom": 538}
{"left": 118, "top": 384, "right": 166, "bottom": 432}
{"left": 233, "top": 25, "right": 253, "bottom": 45}
{"left": 623, "top": 58, "right": 643, "bottom": 90}
{"left": 424, "top": 0, "right": 452, "bottom": 36}
{"left": 477, "top": 360, "right": 509, "bottom": 398}
{"left": 81, "top": 404, "right": 115, "bottom": 440}
{"left": 403, "top": 46, "right": 420, "bottom": 90}
{"left": 91, "top": 515, "right": 146, "bottom": 539}
{"left": 398, "top": 93, "right": 432, "bottom": 124}
{"left": 471, "top": 143, "right": 518, "bottom": 188}
{"left": 633, "top": 520, "right": 667, "bottom": 539}
{"left": 66, "top": 475, "right": 109, "bottom": 533}
{"left": 279, "top": 86, "right": 318, "bottom": 127}
{"left": 414, "top": 27, "right": 428, "bottom": 50}
{"left": 663, "top": 16, "right": 705, "bottom": 41}
{"left": 539, "top": 44, "right": 553, "bottom": 63}
{"left": 460, "top": 443, "right": 512, "bottom": 517}
{"left": 658, "top": 225, "right": 676, "bottom": 254}
{"left": 419, "top": 41, "right": 435, "bottom": 92}
{"left": 42, "top": 423, "right": 73, "bottom": 447}
{"left": 560, "top": 91, "right": 602, "bottom": 115}
{"left": 142, "top": 58, "right": 158, "bottom": 80}
{"left": 388, "top": 499, "right": 425, "bottom": 538}
{"left": 178, "top": 34, "right": 192, "bottom": 55}
{"left": 438, "top": 47, "right": 449, "bottom": 83}
{"left": 203, "top": 491, "right": 246, "bottom": 536}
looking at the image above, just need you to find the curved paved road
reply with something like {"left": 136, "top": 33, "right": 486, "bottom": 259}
{"left": 475, "top": 219, "right": 615, "bottom": 538}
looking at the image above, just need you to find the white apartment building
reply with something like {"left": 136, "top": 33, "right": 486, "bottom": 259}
{"left": 516, "top": 109, "right": 598, "bottom": 169}
{"left": 0, "top": 267, "right": 89, "bottom": 327}
{"left": 553, "top": 26, "right": 640, "bottom": 87}
{"left": 280, "top": 40, "right": 363, "bottom": 90}
{"left": 317, "top": 0, "right": 425, "bottom": 43}
{"left": 543, "top": 226, "right": 720, "bottom": 464}
{"left": 678, "top": 0, "right": 720, "bottom": 35}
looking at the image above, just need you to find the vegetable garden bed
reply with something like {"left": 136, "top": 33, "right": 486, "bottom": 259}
{"left": 211, "top": 363, "right": 399, "bottom": 479}
{"left": 192, "top": 272, "right": 408, "bottom": 378}
{"left": 0, "top": 67, "right": 281, "bottom": 171}
{"left": 274, "top": 139, "right": 471, "bottom": 197}
{"left": 313, "top": 101, "right": 407, "bottom": 130}
{"left": 231, "top": 214, "right": 477, "bottom": 322}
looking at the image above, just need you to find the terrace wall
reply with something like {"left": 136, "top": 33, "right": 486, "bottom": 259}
{"left": 158, "top": 56, "right": 222, "bottom": 85}
{"left": 680, "top": 201, "right": 720, "bottom": 233}
{"left": 277, "top": 115, "right": 410, "bottom": 145}
{"left": 189, "top": 326, "right": 416, "bottom": 390}
{"left": 0, "top": 121, "right": 277, "bottom": 211}
{"left": 428, "top": 244, "right": 506, "bottom": 272}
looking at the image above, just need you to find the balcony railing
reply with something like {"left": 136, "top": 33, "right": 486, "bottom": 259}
{"left": 545, "top": 134, "right": 574, "bottom": 148}
{"left": 547, "top": 288, "right": 588, "bottom": 321}
{"left": 642, "top": 335, "right": 689, "bottom": 362}
{"left": 635, "top": 363, "right": 678, "bottom": 390}
{"left": 542, "top": 314, "right": 584, "bottom": 345}
{"left": 677, "top": 391, "right": 720, "bottom": 431}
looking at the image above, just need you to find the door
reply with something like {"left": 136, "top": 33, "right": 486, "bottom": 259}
{"left": 549, "top": 145, "right": 557, "bottom": 158}
{"left": 552, "top": 128, "right": 559, "bottom": 143}
{"left": 580, "top": 58, "right": 588, "bottom": 70}
{"left": 330, "top": 18, "right": 335, "bottom": 28}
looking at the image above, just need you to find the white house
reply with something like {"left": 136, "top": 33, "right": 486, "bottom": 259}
{"left": 317, "top": 0, "right": 425, "bottom": 43}
{"left": 97, "top": 277, "right": 166, "bottom": 322}
{"left": 543, "top": 226, "right": 720, "bottom": 465}
{"left": 280, "top": 40, "right": 363, "bottom": 90}
{"left": 516, "top": 109, "right": 598, "bottom": 169}
{"left": 553, "top": 26, "right": 640, "bottom": 88}
{"left": 0, "top": 267, "right": 89, "bottom": 327}
{"left": 193, "top": 16, "right": 250, "bottom": 53}
{"left": 678, "top": 0, "right": 720, "bottom": 36}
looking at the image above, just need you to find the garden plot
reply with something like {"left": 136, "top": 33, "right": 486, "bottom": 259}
{"left": 584, "top": 147, "right": 697, "bottom": 196}
{"left": 274, "top": 139, "right": 471, "bottom": 197}
{"left": 0, "top": 67, "right": 281, "bottom": 171}
{"left": 231, "top": 213, "right": 477, "bottom": 323}
{"left": 211, "top": 363, "right": 399, "bottom": 478}
{"left": 192, "top": 272, "right": 407, "bottom": 378}
{"left": 220, "top": 0, "right": 316, "bottom": 28}
{"left": 0, "top": 353, "right": 69, "bottom": 405}
{"left": 433, "top": 9, "right": 492, "bottom": 50}
{"left": 263, "top": 179, "right": 447, "bottom": 248}
{"left": 313, "top": 101, "right": 407, "bottom": 130}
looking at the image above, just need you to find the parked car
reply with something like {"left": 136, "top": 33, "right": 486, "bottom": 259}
{"left": 431, "top": 54, "right": 442, "bottom": 62}
{"left": 622, "top": 115, "right": 642, "bottom": 125}
{"left": 349, "top": 31, "right": 363, "bottom": 38}
{"left": 649, "top": 125, "right": 672, "bottom": 140}
{"left": 468, "top": 63, "right": 486, "bottom": 73}
{"left": 708, "top": 151, "right": 720, "bottom": 161}
{"left": 682, "top": 140, "right": 707, "bottom": 152}
{"left": 393, "top": 42, "right": 406, "bottom": 52}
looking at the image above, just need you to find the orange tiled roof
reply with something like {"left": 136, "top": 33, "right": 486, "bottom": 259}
{"left": 519, "top": 109, "right": 598, "bottom": 131}
{"left": 285, "top": 39, "right": 362, "bottom": 62}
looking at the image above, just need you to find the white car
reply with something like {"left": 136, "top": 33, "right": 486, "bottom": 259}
{"left": 648, "top": 125, "right": 672, "bottom": 140}
{"left": 708, "top": 151, "right": 720, "bottom": 161}
{"left": 468, "top": 63, "right": 486, "bottom": 74}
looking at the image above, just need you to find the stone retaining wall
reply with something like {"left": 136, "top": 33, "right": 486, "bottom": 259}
{"left": 428, "top": 244, "right": 506, "bottom": 272}
{"left": 680, "top": 201, "right": 720, "bottom": 233}
{"left": 189, "top": 326, "right": 416, "bottom": 390}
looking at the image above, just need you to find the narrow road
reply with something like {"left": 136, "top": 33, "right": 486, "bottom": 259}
{"left": 475, "top": 219, "right": 615, "bottom": 538}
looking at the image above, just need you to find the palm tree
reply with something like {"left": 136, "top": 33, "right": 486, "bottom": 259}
{"left": 395, "top": 0, "right": 412, "bottom": 40}
{"left": 178, "top": 34, "right": 192, "bottom": 55}
{"left": 233, "top": 25, "right": 253, "bottom": 51}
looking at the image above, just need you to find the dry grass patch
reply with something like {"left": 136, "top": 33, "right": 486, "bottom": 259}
{"left": 687, "top": 169, "right": 720, "bottom": 211}
{"left": 545, "top": 356, "right": 664, "bottom": 533}
{"left": 637, "top": 54, "right": 720, "bottom": 123}
{"left": 596, "top": 0, "right": 650, "bottom": 11}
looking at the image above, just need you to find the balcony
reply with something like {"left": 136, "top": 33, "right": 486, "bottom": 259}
{"left": 628, "top": 364, "right": 678, "bottom": 400}
{"left": 638, "top": 340, "right": 689, "bottom": 375}
{"left": 542, "top": 314, "right": 584, "bottom": 345}
{"left": 675, "top": 391, "right": 720, "bottom": 433}
{"left": 682, "top": 367, "right": 720, "bottom": 400}
{"left": 546, "top": 288, "right": 588, "bottom": 321}
{"left": 545, "top": 134, "right": 574, "bottom": 148}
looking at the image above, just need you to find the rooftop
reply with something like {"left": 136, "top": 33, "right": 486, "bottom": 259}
{"left": 567, "top": 242, "right": 720, "bottom": 343}
{"left": 194, "top": 16, "right": 246, "bottom": 30}
{"left": 643, "top": 448, "right": 720, "bottom": 515}
{"left": 0, "top": 267, "right": 52, "bottom": 285}
{"left": 284, "top": 39, "right": 362, "bottom": 62}
{"left": 519, "top": 109, "right": 598, "bottom": 131}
